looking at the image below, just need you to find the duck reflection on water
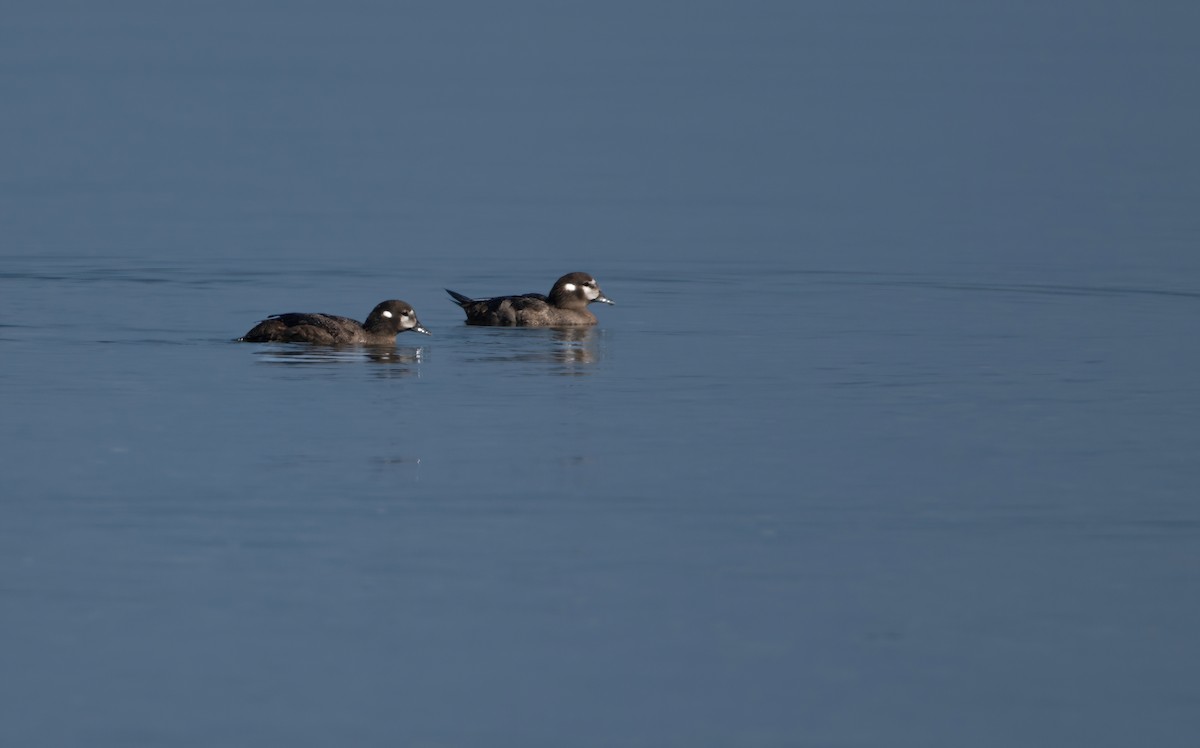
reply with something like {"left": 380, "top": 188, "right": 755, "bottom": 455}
{"left": 251, "top": 343, "right": 425, "bottom": 373}
{"left": 461, "top": 326, "right": 603, "bottom": 371}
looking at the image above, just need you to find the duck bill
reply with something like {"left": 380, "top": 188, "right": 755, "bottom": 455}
{"left": 594, "top": 295, "right": 614, "bottom": 305}
{"left": 413, "top": 325, "right": 432, "bottom": 335}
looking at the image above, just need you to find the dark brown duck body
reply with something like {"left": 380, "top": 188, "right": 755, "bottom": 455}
{"left": 446, "top": 272, "right": 613, "bottom": 326}
{"left": 239, "top": 300, "right": 430, "bottom": 344}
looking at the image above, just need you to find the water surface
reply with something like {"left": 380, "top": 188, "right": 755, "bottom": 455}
{"left": 3, "top": 3, "right": 1200, "bottom": 747}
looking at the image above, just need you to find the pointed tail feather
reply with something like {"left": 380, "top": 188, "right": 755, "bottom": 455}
{"left": 446, "top": 289, "right": 474, "bottom": 307}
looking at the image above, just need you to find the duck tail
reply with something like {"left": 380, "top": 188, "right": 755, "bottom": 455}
{"left": 445, "top": 289, "right": 474, "bottom": 307}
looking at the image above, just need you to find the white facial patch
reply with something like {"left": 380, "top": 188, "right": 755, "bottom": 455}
{"left": 583, "top": 285, "right": 601, "bottom": 300}
{"left": 382, "top": 310, "right": 393, "bottom": 318}
{"left": 563, "top": 283, "right": 577, "bottom": 292}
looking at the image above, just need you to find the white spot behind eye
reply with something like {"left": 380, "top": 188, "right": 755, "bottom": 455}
{"left": 382, "top": 310, "right": 393, "bottom": 318}
{"left": 563, "top": 283, "right": 577, "bottom": 292}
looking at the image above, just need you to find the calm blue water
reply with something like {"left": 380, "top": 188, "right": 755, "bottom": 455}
{"left": 3, "top": 3, "right": 1200, "bottom": 747}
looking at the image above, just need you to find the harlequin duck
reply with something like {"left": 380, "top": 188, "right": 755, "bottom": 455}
{"left": 446, "top": 272, "right": 613, "bottom": 326}
{"left": 239, "top": 300, "right": 430, "bottom": 344}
